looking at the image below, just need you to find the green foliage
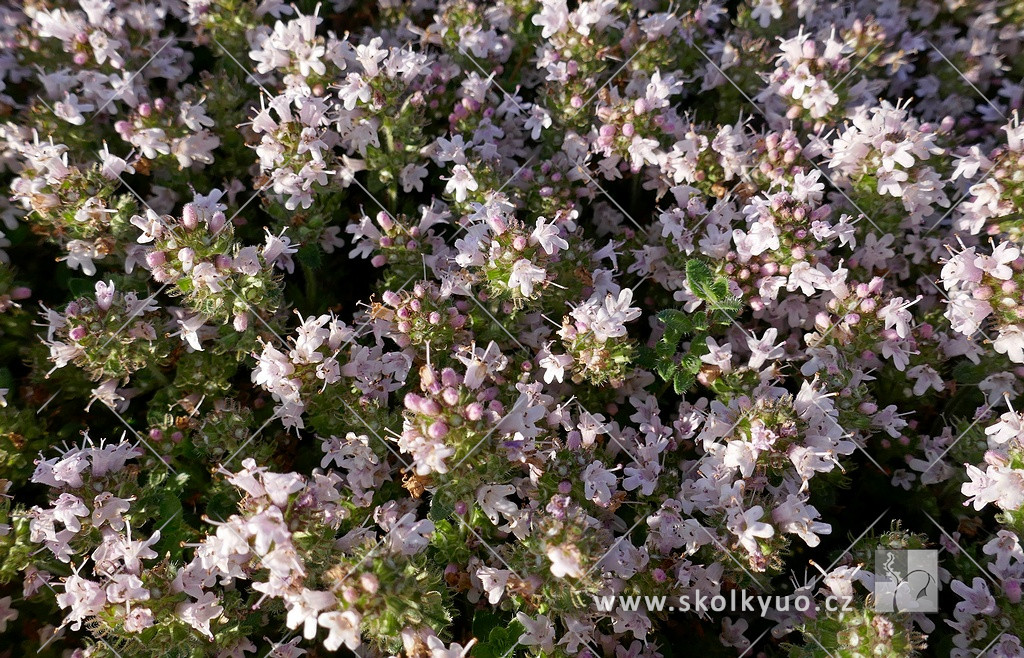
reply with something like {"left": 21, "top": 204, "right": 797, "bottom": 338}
{"left": 648, "top": 259, "right": 741, "bottom": 394}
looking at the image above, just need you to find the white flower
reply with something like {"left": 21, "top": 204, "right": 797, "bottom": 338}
{"left": 583, "top": 461, "right": 616, "bottom": 506}
{"left": 508, "top": 259, "right": 546, "bottom": 296}
{"left": 750, "top": 0, "right": 782, "bottom": 27}
{"left": 387, "top": 513, "right": 434, "bottom": 555}
{"left": 587, "top": 288, "right": 642, "bottom": 342}
{"left": 524, "top": 106, "right": 552, "bottom": 140}
{"left": 546, "top": 544, "right": 584, "bottom": 578}
{"left": 400, "top": 163, "right": 428, "bottom": 192}
{"left": 993, "top": 325, "right": 1024, "bottom": 364}
{"left": 444, "top": 164, "right": 478, "bottom": 203}
{"left": 516, "top": 612, "right": 556, "bottom": 650}
{"left": 476, "top": 566, "right": 511, "bottom": 604}
{"left": 726, "top": 505, "right": 774, "bottom": 555}
{"left": 746, "top": 328, "right": 785, "bottom": 370}
{"left": 476, "top": 484, "right": 517, "bottom": 525}
{"left": 175, "top": 592, "right": 223, "bottom": 639}
{"left": 53, "top": 93, "right": 95, "bottom": 126}
{"left": 285, "top": 589, "right": 337, "bottom": 639}
{"left": 530, "top": 217, "right": 569, "bottom": 255}
{"left": 318, "top": 610, "right": 362, "bottom": 651}
{"left": 539, "top": 349, "right": 574, "bottom": 384}
{"left": 0, "top": 596, "right": 18, "bottom": 633}
{"left": 531, "top": 0, "right": 569, "bottom": 38}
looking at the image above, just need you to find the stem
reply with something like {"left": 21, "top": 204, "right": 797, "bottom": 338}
{"left": 383, "top": 120, "right": 398, "bottom": 210}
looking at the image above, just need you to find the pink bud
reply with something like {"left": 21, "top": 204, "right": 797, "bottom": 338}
{"left": 465, "top": 402, "right": 484, "bottom": 421}
{"left": 181, "top": 204, "right": 199, "bottom": 230}
{"left": 209, "top": 211, "right": 226, "bottom": 234}
{"left": 427, "top": 420, "right": 448, "bottom": 440}
{"left": 1005, "top": 579, "right": 1022, "bottom": 604}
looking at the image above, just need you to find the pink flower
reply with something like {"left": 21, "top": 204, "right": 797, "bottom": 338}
{"left": 176, "top": 592, "right": 224, "bottom": 639}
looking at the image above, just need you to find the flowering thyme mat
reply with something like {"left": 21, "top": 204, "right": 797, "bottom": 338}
{"left": 0, "top": 1, "right": 1023, "bottom": 657}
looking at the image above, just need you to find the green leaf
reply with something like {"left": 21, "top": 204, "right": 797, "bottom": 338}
{"left": 68, "top": 278, "right": 94, "bottom": 297}
{"left": 679, "top": 353, "right": 702, "bottom": 374}
{"left": 657, "top": 309, "right": 688, "bottom": 329}
{"left": 673, "top": 369, "right": 696, "bottom": 394}
{"left": 685, "top": 259, "right": 716, "bottom": 301}
{"left": 473, "top": 620, "right": 525, "bottom": 658}
{"left": 656, "top": 360, "right": 678, "bottom": 381}
{"left": 655, "top": 339, "right": 677, "bottom": 360}
{"left": 635, "top": 345, "right": 657, "bottom": 369}
{"left": 297, "top": 243, "right": 322, "bottom": 269}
